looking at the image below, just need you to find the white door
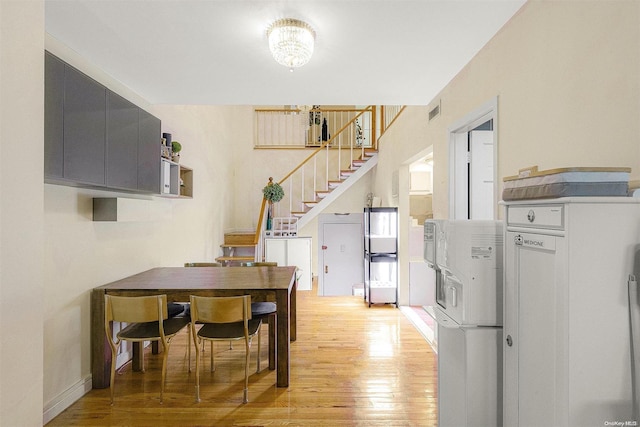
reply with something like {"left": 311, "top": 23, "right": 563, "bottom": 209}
{"left": 469, "top": 130, "right": 494, "bottom": 219}
{"left": 448, "top": 98, "right": 498, "bottom": 220}
{"left": 451, "top": 126, "right": 494, "bottom": 220}
{"left": 321, "top": 222, "right": 363, "bottom": 296}
{"left": 452, "top": 131, "right": 469, "bottom": 219}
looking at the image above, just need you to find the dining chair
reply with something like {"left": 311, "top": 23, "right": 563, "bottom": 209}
{"left": 104, "top": 294, "right": 189, "bottom": 405}
{"left": 182, "top": 262, "right": 225, "bottom": 371}
{"left": 189, "top": 295, "right": 261, "bottom": 403}
{"left": 239, "top": 262, "right": 278, "bottom": 372}
{"left": 239, "top": 261, "right": 277, "bottom": 267}
{"left": 184, "top": 262, "right": 221, "bottom": 267}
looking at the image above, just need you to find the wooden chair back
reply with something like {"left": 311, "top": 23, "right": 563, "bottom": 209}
{"left": 189, "top": 295, "right": 251, "bottom": 324}
{"left": 184, "top": 262, "right": 221, "bottom": 267}
{"left": 105, "top": 294, "right": 167, "bottom": 324}
{"left": 240, "top": 262, "right": 277, "bottom": 267}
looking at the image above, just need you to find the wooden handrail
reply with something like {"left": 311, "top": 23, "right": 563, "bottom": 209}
{"left": 378, "top": 106, "right": 406, "bottom": 141}
{"left": 252, "top": 104, "right": 400, "bottom": 248}
{"left": 254, "top": 196, "right": 268, "bottom": 245}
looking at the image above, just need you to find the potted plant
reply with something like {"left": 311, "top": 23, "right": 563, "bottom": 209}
{"left": 263, "top": 178, "right": 284, "bottom": 230}
{"left": 263, "top": 179, "right": 284, "bottom": 203}
{"left": 171, "top": 141, "right": 182, "bottom": 162}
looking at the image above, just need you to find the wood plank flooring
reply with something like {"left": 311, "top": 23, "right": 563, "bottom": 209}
{"left": 47, "top": 283, "right": 438, "bottom": 426}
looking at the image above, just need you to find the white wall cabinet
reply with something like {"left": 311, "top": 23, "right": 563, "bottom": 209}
{"left": 265, "top": 237, "right": 312, "bottom": 291}
{"left": 503, "top": 198, "right": 640, "bottom": 427}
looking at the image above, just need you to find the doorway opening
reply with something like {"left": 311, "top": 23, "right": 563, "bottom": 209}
{"left": 448, "top": 97, "right": 498, "bottom": 220}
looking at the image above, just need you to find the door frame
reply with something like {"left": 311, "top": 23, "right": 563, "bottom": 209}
{"left": 448, "top": 96, "right": 499, "bottom": 219}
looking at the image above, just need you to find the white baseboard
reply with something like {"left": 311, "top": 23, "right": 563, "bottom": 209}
{"left": 400, "top": 305, "right": 437, "bottom": 353}
{"left": 43, "top": 375, "right": 92, "bottom": 425}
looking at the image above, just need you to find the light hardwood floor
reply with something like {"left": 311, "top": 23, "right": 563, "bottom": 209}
{"left": 47, "top": 283, "right": 438, "bottom": 426}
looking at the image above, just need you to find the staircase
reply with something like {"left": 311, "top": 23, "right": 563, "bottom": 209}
{"left": 292, "top": 148, "right": 378, "bottom": 230}
{"left": 216, "top": 232, "right": 256, "bottom": 265}
{"left": 216, "top": 105, "right": 404, "bottom": 265}
{"left": 215, "top": 151, "right": 377, "bottom": 265}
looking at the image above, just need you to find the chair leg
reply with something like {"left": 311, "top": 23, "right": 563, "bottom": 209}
{"left": 244, "top": 337, "right": 252, "bottom": 404}
{"left": 191, "top": 324, "right": 202, "bottom": 403}
{"left": 160, "top": 340, "right": 169, "bottom": 404}
{"left": 187, "top": 325, "right": 192, "bottom": 373}
{"left": 109, "top": 347, "right": 117, "bottom": 406}
{"left": 210, "top": 341, "right": 216, "bottom": 372}
{"left": 256, "top": 325, "right": 262, "bottom": 373}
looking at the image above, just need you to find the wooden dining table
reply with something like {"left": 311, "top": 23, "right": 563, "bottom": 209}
{"left": 91, "top": 266, "right": 297, "bottom": 388}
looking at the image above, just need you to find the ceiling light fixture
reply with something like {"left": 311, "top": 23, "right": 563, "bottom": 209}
{"left": 267, "top": 18, "right": 316, "bottom": 72}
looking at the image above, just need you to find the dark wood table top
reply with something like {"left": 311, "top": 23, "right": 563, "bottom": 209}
{"left": 96, "top": 266, "right": 297, "bottom": 292}
{"left": 92, "top": 265, "right": 297, "bottom": 388}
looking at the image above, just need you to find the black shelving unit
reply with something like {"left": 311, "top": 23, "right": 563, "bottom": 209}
{"left": 363, "top": 207, "right": 398, "bottom": 307}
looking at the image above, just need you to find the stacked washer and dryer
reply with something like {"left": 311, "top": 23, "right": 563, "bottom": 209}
{"left": 425, "top": 198, "right": 640, "bottom": 427}
{"left": 424, "top": 219, "right": 504, "bottom": 427}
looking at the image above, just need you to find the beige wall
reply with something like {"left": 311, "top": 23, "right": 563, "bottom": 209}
{"left": 377, "top": 0, "right": 639, "bottom": 217}
{"left": 0, "top": 1, "right": 45, "bottom": 425}
{"left": 375, "top": 1, "right": 639, "bottom": 304}
{"left": 40, "top": 44, "right": 250, "bottom": 422}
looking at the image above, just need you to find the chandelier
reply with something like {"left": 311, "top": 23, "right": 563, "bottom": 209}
{"left": 267, "top": 18, "right": 316, "bottom": 71}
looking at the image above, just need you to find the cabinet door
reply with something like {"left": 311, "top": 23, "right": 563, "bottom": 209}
{"left": 504, "top": 231, "right": 562, "bottom": 427}
{"left": 44, "top": 52, "right": 64, "bottom": 179}
{"left": 265, "top": 239, "right": 287, "bottom": 268}
{"left": 287, "top": 238, "right": 312, "bottom": 291}
{"left": 106, "top": 91, "right": 138, "bottom": 190}
{"left": 138, "top": 109, "right": 161, "bottom": 193}
{"left": 63, "top": 66, "right": 106, "bottom": 185}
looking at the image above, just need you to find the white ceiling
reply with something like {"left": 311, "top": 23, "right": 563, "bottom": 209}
{"left": 45, "top": 0, "right": 526, "bottom": 105}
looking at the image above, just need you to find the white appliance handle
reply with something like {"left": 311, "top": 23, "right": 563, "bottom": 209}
{"left": 448, "top": 286, "right": 457, "bottom": 307}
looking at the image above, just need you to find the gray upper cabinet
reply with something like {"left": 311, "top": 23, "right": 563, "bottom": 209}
{"left": 63, "top": 65, "right": 106, "bottom": 186}
{"left": 138, "top": 109, "right": 161, "bottom": 193}
{"left": 106, "top": 91, "right": 139, "bottom": 190}
{"left": 44, "top": 52, "right": 64, "bottom": 179}
{"left": 45, "top": 51, "right": 162, "bottom": 194}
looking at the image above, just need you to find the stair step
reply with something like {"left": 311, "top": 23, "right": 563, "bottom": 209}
{"left": 290, "top": 211, "right": 307, "bottom": 218}
{"left": 316, "top": 190, "right": 332, "bottom": 199}
{"left": 328, "top": 180, "right": 343, "bottom": 189}
{"left": 223, "top": 232, "right": 255, "bottom": 245}
{"left": 352, "top": 159, "right": 366, "bottom": 167}
{"left": 303, "top": 200, "right": 318, "bottom": 208}
{"left": 220, "top": 243, "right": 255, "bottom": 248}
{"left": 214, "top": 255, "right": 255, "bottom": 265}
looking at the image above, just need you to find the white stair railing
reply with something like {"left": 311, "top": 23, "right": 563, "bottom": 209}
{"left": 272, "top": 107, "right": 374, "bottom": 218}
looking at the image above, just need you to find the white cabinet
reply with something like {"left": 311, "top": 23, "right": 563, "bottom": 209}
{"left": 265, "top": 237, "right": 312, "bottom": 291}
{"left": 503, "top": 198, "right": 640, "bottom": 427}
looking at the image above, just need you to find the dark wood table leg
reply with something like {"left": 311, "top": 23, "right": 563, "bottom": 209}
{"left": 268, "top": 313, "right": 276, "bottom": 370}
{"left": 290, "top": 280, "right": 297, "bottom": 342}
{"left": 275, "top": 289, "right": 290, "bottom": 387}
{"left": 91, "top": 289, "right": 109, "bottom": 389}
{"left": 132, "top": 343, "right": 144, "bottom": 371}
